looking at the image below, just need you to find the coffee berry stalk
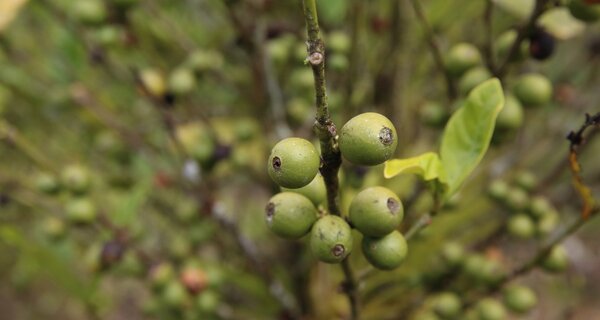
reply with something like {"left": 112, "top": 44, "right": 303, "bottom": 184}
{"left": 265, "top": 111, "right": 409, "bottom": 270}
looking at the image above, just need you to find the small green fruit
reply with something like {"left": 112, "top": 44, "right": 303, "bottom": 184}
{"left": 162, "top": 280, "right": 189, "bottom": 308}
{"left": 281, "top": 173, "right": 326, "bottom": 207}
{"left": 310, "top": 215, "right": 353, "bottom": 263}
{"left": 73, "top": 0, "right": 107, "bottom": 25}
{"left": 495, "top": 30, "right": 528, "bottom": 63}
{"left": 66, "top": 198, "right": 97, "bottom": 224}
{"left": 43, "top": 217, "right": 66, "bottom": 240}
{"left": 362, "top": 230, "right": 407, "bottom": 270}
{"left": 175, "top": 122, "right": 216, "bottom": 166}
{"left": 463, "top": 254, "right": 502, "bottom": 284}
{"left": 515, "top": 171, "right": 537, "bottom": 191}
{"left": 536, "top": 210, "right": 559, "bottom": 236}
{"left": 541, "top": 245, "right": 568, "bottom": 272}
{"left": 507, "top": 214, "right": 535, "bottom": 239}
{"left": 441, "top": 242, "right": 465, "bottom": 267}
{"left": 61, "top": 165, "right": 91, "bottom": 195}
{"left": 265, "top": 192, "right": 317, "bottom": 239}
{"left": 169, "top": 68, "right": 196, "bottom": 95}
{"left": 528, "top": 196, "right": 553, "bottom": 218}
{"left": 503, "top": 285, "right": 537, "bottom": 314}
{"left": 487, "top": 180, "right": 509, "bottom": 202}
{"left": 327, "top": 31, "right": 351, "bottom": 54}
{"left": 432, "top": 292, "right": 462, "bottom": 319}
{"left": 420, "top": 101, "right": 449, "bottom": 128}
{"left": 568, "top": 0, "right": 600, "bottom": 22}
{"left": 267, "top": 137, "right": 320, "bottom": 188}
{"left": 496, "top": 94, "right": 524, "bottom": 131}
{"left": 476, "top": 298, "right": 506, "bottom": 320}
{"left": 459, "top": 67, "right": 492, "bottom": 95}
{"left": 149, "top": 262, "right": 175, "bottom": 290}
{"left": 349, "top": 186, "right": 403, "bottom": 237}
{"left": 186, "top": 50, "right": 224, "bottom": 72}
{"left": 505, "top": 188, "right": 529, "bottom": 211}
{"left": 140, "top": 68, "right": 167, "bottom": 97}
{"left": 339, "top": 112, "right": 398, "bottom": 166}
{"left": 35, "top": 173, "right": 61, "bottom": 195}
{"left": 514, "top": 73, "right": 553, "bottom": 107}
{"left": 445, "top": 43, "right": 482, "bottom": 77}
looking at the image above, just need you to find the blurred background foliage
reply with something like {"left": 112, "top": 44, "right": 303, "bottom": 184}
{"left": 0, "top": 0, "right": 600, "bottom": 319}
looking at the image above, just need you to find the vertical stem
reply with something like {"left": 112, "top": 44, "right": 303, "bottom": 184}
{"left": 408, "top": 0, "right": 457, "bottom": 101}
{"left": 301, "top": 1, "right": 358, "bottom": 318}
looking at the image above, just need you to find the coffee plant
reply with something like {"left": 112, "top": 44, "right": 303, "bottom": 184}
{"left": 0, "top": 0, "right": 600, "bottom": 319}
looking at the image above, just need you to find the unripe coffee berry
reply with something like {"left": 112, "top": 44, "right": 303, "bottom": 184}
{"left": 503, "top": 285, "right": 537, "bottom": 314}
{"left": 349, "top": 186, "right": 403, "bottom": 237}
{"left": 507, "top": 214, "right": 535, "bottom": 239}
{"left": 339, "top": 112, "right": 398, "bottom": 166}
{"left": 541, "top": 245, "right": 568, "bottom": 272}
{"left": 514, "top": 73, "right": 553, "bottom": 107}
{"left": 265, "top": 192, "right": 317, "bottom": 239}
{"left": 281, "top": 173, "right": 326, "bottom": 207}
{"left": 267, "top": 138, "right": 320, "bottom": 188}
{"left": 432, "top": 292, "right": 462, "bottom": 319}
{"left": 362, "top": 231, "right": 407, "bottom": 270}
{"left": 61, "top": 165, "right": 91, "bottom": 195}
{"left": 310, "top": 215, "right": 353, "bottom": 263}
{"left": 66, "top": 198, "right": 97, "bottom": 224}
{"left": 444, "top": 43, "right": 482, "bottom": 77}
{"left": 441, "top": 242, "right": 465, "bottom": 267}
{"left": 476, "top": 298, "right": 506, "bottom": 320}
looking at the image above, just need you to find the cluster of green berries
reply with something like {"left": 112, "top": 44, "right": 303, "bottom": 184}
{"left": 487, "top": 172, "right": 560, "bottom": 240}
{"left": 266, "top": 113, "right": 408, "bottom": 269}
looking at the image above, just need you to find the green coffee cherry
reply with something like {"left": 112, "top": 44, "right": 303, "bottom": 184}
{"left": 327, "top": 31, "right": 351, "bottom": 54}
{"left": 503, "top": 285, "right": 537, "bottom": 314}
{"left": 441, "top": 242, "right": 465, "bottom": 267}
{"left": 196, "top": 289, "right": 220, "bottom": 313}
{"left": 349, "top": 186, "right": 403, "bottom": 237}
{"left": 66, "top": 198, "right": 96, "bottom": 224}
{"left": 495, "top": 30, "right": 528, "bottom": 63}
{"left": 515, "top": 171, "right": 537, "bottom": 191}
{"left": 267, "top": 137, "right": 320, "bottom": 188}
{"left": 507, "top": 214, "right": 535, "bottom": 239}
{"left": 528, "top": 196, "right": 553, "bottom": 218}
{"left": 541, "top": 245, "right": 568, "bottom": 272}
{"left": 459, "top": 67, "right": 492, "bottom": 95}
{"left": 150, "top": 262, "right": 175, "bottom": 290}
{"left": 140, "top": 68, "right": 167, "bottom": 98}
{"left": 514, "top": 73, "right": 553, "bottom": 107}
{"left": 487, "top": 180, "right": 509, "bottom": 202}
{"left": 42, "top": 217, "right": 66, "bottom": 240}
{"left": 186, "top": 50, "right": 224, "bottom": 72}
{"left": 420, "top": 101, "right": 449, "bottom": 128}
{"left": 476, "top": 298, "right": 506, "bottom": 320}
{"left": 265, "top": 192, "right": 317, "bottom": 239}
{"left": 568, "top": 0, "right": 600, "bottom": 22}
{"left": 496, "top": 94, "right": 524, "bottom": 131}
{"left": 463, "top": 254, "right": 502, "bottom": 284}
{"left": 362, "top": 230, "right": 407, "bottom": 270}
{"left": 281, "top": 173, "right": 326, "bottom": 207}
{"left": 339, "top": 112, "right": 398, "bottom": 166}
{"left": 73, "top": 0, "right": 107, "bottom": 25}
{"left": 61, "top": 165, "right": 91, "bottom": 195}
{"left": 175, "top": 122, "right": 216, "bottom": 166}
{"left": 536, "top": 210, "right": 559, "bottom": 236}
{"left": 310, "top": 215, "right": 353, "bottom": 263}
{"left": 94, "top": 26, "right": 123, "bottom": 47}
{"left": 35, "top": 172, "right": 61, "bottom": 195}
{"left": 505, "top": 188, "right": 529, "bottom": 211}
{"left": 169, "top": 68, "right": 196, "bottom": 95}
{"left": 432, "top": 292, "right": 462, "bottom": 319}
{"left": 445, "top": 43, "right": 482, "bottom": 77}
{"left": 162, "top": 280, "right": 189, "bottom": 308}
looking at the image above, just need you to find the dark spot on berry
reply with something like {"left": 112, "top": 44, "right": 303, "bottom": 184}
{"left": 379, "top": 127, "right": 394, "bottom": 146}
{"left": 387, "top": 198, "right": 400, "bottom": 215}
{"left": 265, "top": 202, "right": 275, "bottom": 223}
{"left": 332, "top": 244, "right": 345, "bottom": 257}
{"left": 529, "top": 28, "right": 555, "bottom": 61}
{"left": 272, "top": 156, "right": 282, "bottom": 171}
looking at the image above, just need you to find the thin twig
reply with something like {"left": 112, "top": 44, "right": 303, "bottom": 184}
{"left": 407, "top": 0, "right": 457, "bottom": 101}
{"left": 482, "top": 0, "right": 497, "bottom": 73}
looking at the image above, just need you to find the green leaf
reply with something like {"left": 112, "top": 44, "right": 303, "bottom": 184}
{"left": 384, "top": 152, "right": 445, "bottom": 183}
{"left": 539, "top": 8, "right": 585, "bottom": 40}
{"left": 440, "top": 78, "right": 504, "bottom": 196}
